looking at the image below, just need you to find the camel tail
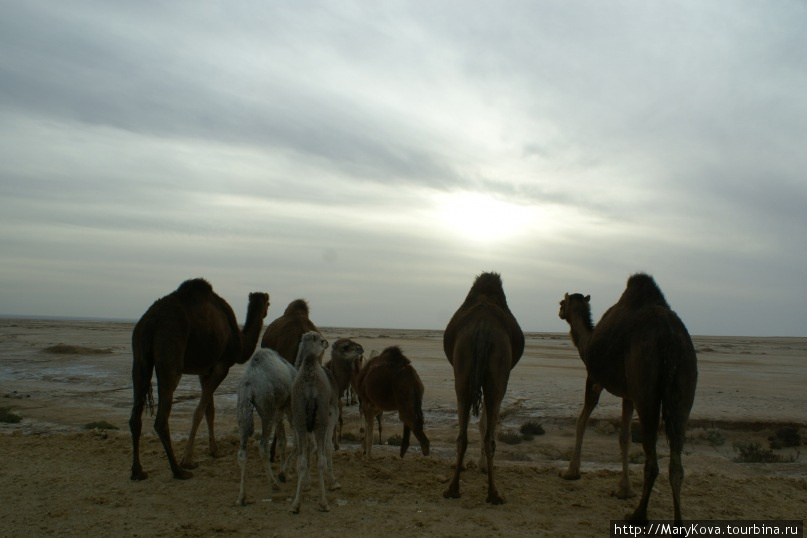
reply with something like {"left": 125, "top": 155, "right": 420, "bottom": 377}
{"left": 660, "top": 317, "right": 698, "bottom": 453}
{"left": 131, "top": 338, "right": 155, "bottom": 417}
{"left": 305, "top": 397, "right": 318, "bottom": 433}
{"left": 469, "top": 327, "right": 492, "bottom": 418}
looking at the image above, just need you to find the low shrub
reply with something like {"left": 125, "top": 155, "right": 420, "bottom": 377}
{"left": 733, "top": 441, "right": 794, "bottom": 463}
{"left": 0, "top": 406, "right": 22, "bottom": 424}
{"left": 519, "top": 421, "right": 545, "bottom": 437}
{"left": 84, "top": 421, "right": 119, "bottom": 430}
{"left": 769, "top": 427, "right": 801, "bottom": 449}
{"left": 497, "top": 429, "right": 522, "bottom": 445}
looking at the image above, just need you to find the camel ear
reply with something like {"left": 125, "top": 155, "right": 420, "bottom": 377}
{"left": 584, "top": 295, "right": 590, "bottom": 302}
{"left": 564, "top": 293, "right": 569, "bottom": 300}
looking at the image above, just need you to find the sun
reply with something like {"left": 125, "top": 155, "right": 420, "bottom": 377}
{"left": 432, "top": 191, "right": 534, "bottom": 243}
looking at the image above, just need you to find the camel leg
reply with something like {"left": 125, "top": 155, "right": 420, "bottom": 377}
{"left": 204, "top": 397, "right": 220, "bottom": 458}
{"left": 669, "top": 447, "right": 685, "bottom": 523}
{"left": 483, "top": 393, "right": 505, "bottom": 504}
{"left": 277, "top": 412, "right": 290, "bottom": 483}
{"left": 315, "top": 433, "right": 330, "bottom": 512}
{"left": 477, "top": 404, "right": 487, "bottom": 472}
{"left": 290, "top": 432, "right": 307, "bottom": 514}
{"left": 129, "top": 357, "right": 153, "bottom": 481}
{"left": 561, "top": 378, "right": 601, "bottom": 480}
{"left": 668, "top": 413, "right": 687, "bottom": 523}
{"left": 334, "top": 399, "right": 343, "bottom": 451}
{"left": 443, "top": 399, "right": 471, "bottom": 499}
{"left": 627, "top": 408, "right": 660, "bottom": 524}
{"left": 182, "top": 369, "right": 227, "bottom": 469}
{"left": 362, "top": 409, "right": 376, "bottom": 459}
{"left": 413, "top": 426, "right": 430, "bottom": 457}
{"left": 236, "top": 417, "right": 251, "bottom": 506}
{"left": 615, "top": 399, "right": 636, "bottom": 499}
{"left": 152, "top": 368, "right": 192, "bottom": 480}
{"left": 258, "top": 412, "right": 281, "bottom": 492}
{"left": 325, "top": 408, "right": 341, "bottom": 492}
{"left": 400, "top": 424, "right": 411, "bottom": 458}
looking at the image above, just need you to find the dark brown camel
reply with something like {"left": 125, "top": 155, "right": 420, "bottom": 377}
{"left": 261, "top": 298, "right": 320, "bottom": 461}
{"left": 353, "top": 346, "right": 430, "bottom": 459}
{"left": 558, "top": 273, "right": 697, "bottom": 523}
{"left": 443, "top": 272, "right": 524, "bottom": 504}
{"left": 129, "top": 278, "right": 269, "bottom": 480}
{"left": 261, "top": 299, "right": 319, "bottom": 367}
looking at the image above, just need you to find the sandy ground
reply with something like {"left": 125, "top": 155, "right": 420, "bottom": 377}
{"left": 0, "top": 319, "right": 805, "bottom": 537}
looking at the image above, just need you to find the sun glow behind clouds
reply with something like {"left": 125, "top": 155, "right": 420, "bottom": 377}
{"left": 433, "top": 191, "right": 536, "bottom": 243}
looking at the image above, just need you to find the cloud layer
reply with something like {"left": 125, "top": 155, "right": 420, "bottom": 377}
{"left": 1, "top": 1, "right": 805, "bottom": 335}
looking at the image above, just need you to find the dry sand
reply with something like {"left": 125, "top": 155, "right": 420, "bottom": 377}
{"left": 0, "top": 318, "right": 805, "bottom": 537}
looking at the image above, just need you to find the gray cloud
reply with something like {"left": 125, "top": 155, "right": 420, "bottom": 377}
{"left": 0, "top": 1, "right": 804, "bottom": 336}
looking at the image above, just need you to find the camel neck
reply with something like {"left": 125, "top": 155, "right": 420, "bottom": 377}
{"left": 567, "top": 316, "right": 593, "bottom": 363}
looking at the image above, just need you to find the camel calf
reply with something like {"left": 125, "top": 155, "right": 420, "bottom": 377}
{"left": 235, "top": 348, "right": 297, "bottom": 506}
{"left": 354, "top": 346, "right": 430, "bottom": 459}
{"left": 289, "top": 332, "right": 341, "bottom": 513}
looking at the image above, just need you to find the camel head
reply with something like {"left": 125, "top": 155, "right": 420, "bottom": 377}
{"left": 248, "top": 292, "right": 270, "bottom": 320}
{"left": 559, "top": 293, "right": 590, "bottom": 321}
{"left": 300, "top": 330, "right": 329, "bottom": 360}
{"left": 331, "top": 338, "right": 364, "bottom": 363}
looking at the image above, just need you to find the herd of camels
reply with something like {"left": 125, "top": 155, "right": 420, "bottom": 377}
{"left": 129, "top": 272, "right": 697, "bottom": 522}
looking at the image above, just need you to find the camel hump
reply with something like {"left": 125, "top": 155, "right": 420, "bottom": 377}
{"left": 621, "top": 273, "right": 669, "bottom": 309}
{"left": 176, "top": 278, "right": 213, "bottom": 296}
{"left": 381, "top": 346, "right": 410, "bottom": 365}
{"left": 465, "top": 272, "right": 504, "bottom": 300}
{"left": 284, "top": 299, "right": 310, "bottom": 317}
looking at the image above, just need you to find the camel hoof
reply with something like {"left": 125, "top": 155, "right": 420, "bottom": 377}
{"left": 130, "top": 469, "right": 148, "bottom": 481}
{"left": 612, "top": 488, "right": 636, "bottom": 499}
{"left": 560, "top": 470, "right": 581, "bottom": 481}
{"left": 173, "top": 469, "right": 193, "bottom": 480}
{"left": 278, "top": 472, "right": 286, "bottom": 483}
{"left": 443, "top": 487, "right": 461, "bottom": 499}
{"left": 318, "top": 503, "right": 330, "bottom": 512}
{"left": 626, "top": 511, "right": 648, "bottom": 525}
{"left": 290, "top": 506, "right": 300, "bottom": 514}
{"left": 329, "top": 481, "right": 342, "bottom": 491}
{"left": 486, "top": 493, "right": 506, "bottom": 505}
{"left": 180, "top": 460, "right": 198, "bottom": 470}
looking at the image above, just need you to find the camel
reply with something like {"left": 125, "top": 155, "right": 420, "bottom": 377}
{"left": 261, "top": 299, "right": 319, "bottom": 367}
{"left": 129, "top": 278, "right": 269, "bottom": 480}
{"left": 324, "top": 337, "right": 364, "bottom": 446}
{"left": 558, "top": 273, "right": 698, "bottom": 523}
{"left": 353, "top": 346, "right": 430, "bottom": 459}
{"left": 289, "top": 331, "right": 341, "bottom": 513}
{"left": 442, "top": 272, "right": 524, "bottom": 504}
{"left": 260, "top": 298, "right": 319, "bottom": 461}
{"left": 235, "top": 347, "right": 297, "bottom": 506}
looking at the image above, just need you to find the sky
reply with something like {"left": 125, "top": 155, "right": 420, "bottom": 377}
{"left": 1, "top": 1, "right": 805, "bottom": 336}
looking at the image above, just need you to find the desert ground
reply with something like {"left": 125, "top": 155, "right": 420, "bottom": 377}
{"left": 0, "top": 318, "right": 805, "bottom": 537}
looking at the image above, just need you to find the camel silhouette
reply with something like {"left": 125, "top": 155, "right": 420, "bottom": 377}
{"left": 443, "top": 272, "right": 524, "bottom": 504}
{"left": 129, "top": 278, "right": 269, "bottom": 480}
{"left": 559, "top": 273, "right": 697, "bottom": 522}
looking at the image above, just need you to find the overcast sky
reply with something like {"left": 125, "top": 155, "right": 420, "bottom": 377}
{"left": 1, "top": 1, "right": 804, "bottom": 336}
